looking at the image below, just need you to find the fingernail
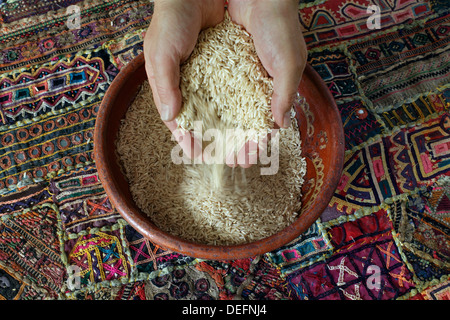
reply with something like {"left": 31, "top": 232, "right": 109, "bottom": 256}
{"left": 160, "top": 104, "right": 171, "bottom": 121}
{"left": 225, "top": 151, "right": 237, "bottom": 167}
{"left": 283, "top": 111, "right": 291, "bottom": 128}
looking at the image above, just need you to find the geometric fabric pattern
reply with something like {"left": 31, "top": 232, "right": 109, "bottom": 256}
{"left": 0, "top": 199, "right": 65, "bottom": 299}
{"left": 331, "top": 114, "right": 450, "bottom": 215}
{"left": 348, "top": 13, "right": 450, "bottom": 110}
{"left": 64, "top": 228, "right": 130, "bottom": 287}
{"left": 389, "top": 183, "right": 450, "bottom": 286}
{"left": 288, "top": 209, "right": 417, "bottom": 300}
{"left": 0, "top": 0, "right": 448, "bottom": 300}
{"left": 124, "top": 224, "right": 197, "bottom": 275}
{"left": 414, "top": 279, "right": 450, "bottom": 300}
{"left": 299, "top": 0, "right": 433, "bottom": 47}
{"left": 308, "top": 48, "right": 359, "bottom": 102}
{"left": 50, "top": 165, "right": 123, "bottom": 236}
{"left": 287, "top": 233, "right": 417, "bottom": 300}
{"left": 0, "top": 48, "right": 115, "bottom": 194}
{"left": 266, "top": 221, "right": 332, "bottom": 275}
{"left": 338, "top": 98, "right": 382, "bottom": 150}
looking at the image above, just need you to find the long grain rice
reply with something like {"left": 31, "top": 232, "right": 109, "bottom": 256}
{"left": 116, "top": 13, "right": 307, "bottom": 245}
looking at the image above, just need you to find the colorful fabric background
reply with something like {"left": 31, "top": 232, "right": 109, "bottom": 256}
{"left": 0, "top": 0, "right": 448, "bottom": 300}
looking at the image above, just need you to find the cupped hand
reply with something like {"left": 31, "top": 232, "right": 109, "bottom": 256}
{"left": 143, "top": 0, "right": 224, "bottom": 159}
{"left": 227, "top": 0, "right": 307, "bottom": 168}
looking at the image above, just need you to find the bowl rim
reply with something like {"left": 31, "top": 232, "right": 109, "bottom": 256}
{"left": 94, "top": 52, "right": 344, "bottom": 260}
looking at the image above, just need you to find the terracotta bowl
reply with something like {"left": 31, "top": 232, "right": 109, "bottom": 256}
{"left": 94, "top": 52, "right": 344, "bottom": 260}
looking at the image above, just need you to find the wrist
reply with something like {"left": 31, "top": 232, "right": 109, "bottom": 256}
{"left": 154, "top": 0, "right": 224, "bottom": 29}
{"left": 228, "top": 0, "right": 298, "bottom": 32}
{"left": 229, "top": 0, "right": 298, "bottom": 9}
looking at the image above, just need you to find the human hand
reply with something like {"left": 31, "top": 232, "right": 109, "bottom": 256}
{"left": 143, "top": 0, "right": 224, "bottom": 159}
{"left": 227, "top": 0, "right": 307, "bottom": 168}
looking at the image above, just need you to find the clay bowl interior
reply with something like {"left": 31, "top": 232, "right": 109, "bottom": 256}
{"left": 94, "top": 52, "right": 344, "bottom": 260}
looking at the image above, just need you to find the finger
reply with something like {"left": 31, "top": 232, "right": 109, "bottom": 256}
{"left": 246, "top": 141, "right": 259, "bottom": 168}
{"left": 236, "top": 140, "right": 258, "bottom": 168}
{"left": 269, "top": 30, "right": 307, "bottom": 129}
{"left": 225, "top": 150, "right": 238, "bottom": 167}
{"left": 236, "top": 142, "right": 250, "bottom": 168}
{"left": 270, "top": 64, "right": 303, "bottom": 129}
{"left": 145, "top": 59, "right": 162, "bottom": 114}
{"left": 145, "top": 60, "right": 201, "bottom": 160}
{"left": 145, "top": 50, "right": 182, "bottom": 122}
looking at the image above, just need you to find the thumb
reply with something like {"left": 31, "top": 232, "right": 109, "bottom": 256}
{"left": 145, "top": 52, "right": 182, "bottom": 122}
{"left": 270, "top": 64, "right": 303, "bottom": 129}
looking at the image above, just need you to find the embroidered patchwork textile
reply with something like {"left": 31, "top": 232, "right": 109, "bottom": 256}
{"left": 0, "top": 0, "right": 448, "bottom": 300}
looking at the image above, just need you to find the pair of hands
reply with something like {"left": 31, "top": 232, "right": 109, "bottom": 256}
{"left": 143, "top": 0, "right": 307, "bottom": 167}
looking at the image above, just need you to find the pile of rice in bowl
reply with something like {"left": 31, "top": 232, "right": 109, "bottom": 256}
{"left": 116, "top": 13, "right": 307, "bottom": 245}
